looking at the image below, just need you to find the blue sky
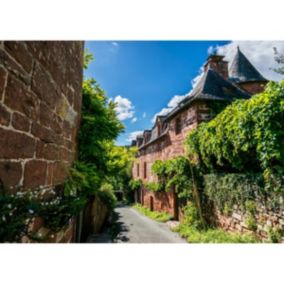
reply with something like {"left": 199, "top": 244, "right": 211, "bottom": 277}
{"left": 84, "top": 40, "right": 282, "bottom": 145}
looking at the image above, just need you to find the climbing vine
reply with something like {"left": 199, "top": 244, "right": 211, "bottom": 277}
{"left": 0, "top": 184, "right": 86, "bottom": 242}
{"left": 150, "top": 156, "right": 194, "bottom": 199}
{"left": 203, "top": 173, "right": 284, "bottom": 214}
{"left": 185, "top": 81, "right": 284, "bottom": 180}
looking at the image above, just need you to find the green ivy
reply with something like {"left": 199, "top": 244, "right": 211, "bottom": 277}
{"left": 0, "top": 187, "right": 86, "bottom": 242}
{"left": 185, "top": 81, "right": 284, "bottom": 179}
{"left": 203, "top": 173, "right": 283, "bottom": 214}
{"left": 129, "top": 179, "right": 143, "bottom": 191}
{"left": 150, "top": 156, "right": 194, "bottom": 198}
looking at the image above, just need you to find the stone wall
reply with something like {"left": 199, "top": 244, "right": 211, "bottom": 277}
{"left": 0, "top": 41, "right": 84, "bottom": 243}
{"left": 0, "top": 41, "right": 84, "bottom": 192}
{"left": 142, "top": 187, "right": 175, "bottom": 216}
{"left": 215, "top": 203, "right": 284, "bottom": 242}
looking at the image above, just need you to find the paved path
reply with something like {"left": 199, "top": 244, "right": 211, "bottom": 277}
{"left": 112, "top": 206, "right": 186, "bottom": 243}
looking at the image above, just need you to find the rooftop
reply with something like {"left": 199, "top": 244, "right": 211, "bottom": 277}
{"left": 229, "top": 46, "right": 268, "bottom": 83}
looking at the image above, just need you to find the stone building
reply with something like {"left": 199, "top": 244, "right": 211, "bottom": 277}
{"left": 131, "top": 47, "right": 268, "bottom": 219}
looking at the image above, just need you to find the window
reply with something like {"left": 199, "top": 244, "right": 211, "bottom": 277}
{"left": 175, "top": 117, "right": 182, "bottom": 134}
{"left": 136, "top": 163, "right": 140, "bottom": 177}
{"left": 144, "top": 162, "right": 147, "bottom": 179}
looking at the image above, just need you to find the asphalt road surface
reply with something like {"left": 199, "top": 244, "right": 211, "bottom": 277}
{"left": 112, "top": 206, "right": 186, "bottom": 243}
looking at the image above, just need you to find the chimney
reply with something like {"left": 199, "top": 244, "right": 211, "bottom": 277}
{"left": 204, "top": 54, "right": 229, "bottom": 80}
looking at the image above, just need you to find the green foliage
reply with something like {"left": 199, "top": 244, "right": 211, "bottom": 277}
{"left": 151, "top": 156, "right": 193, "bottom": 198}
{"left": 84, "top": 49, "right": 94, "bottom": 69}
{"left": 73, "top": 50, "right": 126, "bottom": 207}
{"left": 98, "top": 182, "right": 117, "bottom": 209}
{"left": 174, "top": 225, "right": 260, "bottom": 243}
{"left": 185, "top": 81, "right": 284, "bottom": 178}
{"left": 173, "top": 202, "right": 260, "bottom": 243}
{"left": 181, "top": 202, "right": 205, "bottom": 230}
{"left": 245, "top": 213, "right": 257, "bottom": 231}
{"left": 272, "top": 47, "right": 284, "bottom": 76}
{"left": 145, "top": 181, "right": 164, "bottom": 192}
{"left": 129, "top": 179, "right": 143, "bottom": 191}
{"left": 79, "top": 78, "right": 124, "bottom": 169}
{"left": 203, "top": 173, "right": 283, "bottom": 214}
{"left": 38, "top": 195, "right": 86, "bottom": 232}
{"left": 133, "top": 204, "right": 172, "bottom": 222}
{"left": 0, "top": 189, "right": 86, "bottom": 242}
{"left": 268, "top": 226, "right": 283, "bottom": 243}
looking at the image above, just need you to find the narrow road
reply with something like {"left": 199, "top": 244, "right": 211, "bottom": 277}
{"left": 112, "top": 206, "right": 186, "bottom": 243}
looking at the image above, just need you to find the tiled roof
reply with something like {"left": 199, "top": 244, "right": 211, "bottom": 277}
{"left": 229, "top": 47, "right": 268, "bottom": 83}
{"left": 165, "top": 68, "right": 250, "bottom": 120}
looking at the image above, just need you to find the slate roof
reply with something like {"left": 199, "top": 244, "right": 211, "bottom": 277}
{"left": 165, "top": 68, "right": 250, "bottom": 120}
{"left": 229, "top": 47, "right": 268, "bottom": 83}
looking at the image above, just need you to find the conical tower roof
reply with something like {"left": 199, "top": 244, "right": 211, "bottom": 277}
{"left": 229, "top": 47, "right": 267, "bottom": 83}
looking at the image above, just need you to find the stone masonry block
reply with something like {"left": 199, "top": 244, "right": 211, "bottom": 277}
{"left": 0, "top": 127, "right": 35, "bottom": 159}
{"left": 31, "top": 62, "right": 58, "bottom": 109}
{"left": 23, "top": 160, "right": 48, "bottom": 188}
{"left": 5, "top": 76, "right": 39, "bottom": 119}
{"left": 0, "top": 161, "right": 22, "bottom": 189}
{"left": 36, "top": 140, "right": 59, "bottom": 161}
{"left": 12, "top": 112, "right": 30, "bottom": 132}
{"left": 0, "top": 104, "right": 11, "bottom": 126}
{"left": 4, "top": 41, "right": 33, "bottom": 73}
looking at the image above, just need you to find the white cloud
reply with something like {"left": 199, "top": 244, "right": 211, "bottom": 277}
{"left": 191, "top": 66, "right": 204, "bottom": 89}
{"left": 127, "top": 131, "right": 143, "bottom": 142}
{"left": 112, "top": 95, "right": 135, "bottom": 121}
{"left": 131, "top": 117, "right": 137, "bottom": 123}
{"left": 211, "top": 41, "right": 284, "bottom": 82}
{"left": 142, "top": 112, "right": 147, "bottom": 118}
{"left": 151, "top": 94, "right": 189, "bottom": 123}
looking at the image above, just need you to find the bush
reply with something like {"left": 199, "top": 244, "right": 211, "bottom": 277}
{"left": 129, "top": 179, "right": 142, "bottom": 191}
{"left": 268, "top": 226, "right": 283, "bottom": 243}
{"left": 181, "top": 202, "right": 204, "bottom": 230}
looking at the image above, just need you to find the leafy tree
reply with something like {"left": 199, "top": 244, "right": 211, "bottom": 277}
{"left": 272, "top": 47, "right": 284, "bottom": 76}
{"left": 66, "top": 51, "right": 125, "bottom": 206}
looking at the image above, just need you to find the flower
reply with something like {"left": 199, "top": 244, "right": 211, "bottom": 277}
{"left": 28, "top": 209, "right": 34, "bottom": 214}
{"left": 2, "top": 216, "right": 6, "bottom": 222}
{"left": 7, "top": 204, "right": 12, "bottom": 209}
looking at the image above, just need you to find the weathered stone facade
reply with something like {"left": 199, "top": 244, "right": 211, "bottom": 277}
{"left": 0, "top": 41, "right": 83, "bottom": 192}
{"left": 215, "top": 203, "right": 284, "bottom": 243}
{"left": 0, "top": 41, "right": 84, "bottom": 242}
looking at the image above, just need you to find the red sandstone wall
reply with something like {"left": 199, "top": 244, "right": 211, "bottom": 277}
{"left": 0, "top": 41, "right": 84, "bottom": 193}
{"left": 133, "top": 101, "right": 213, "bottom": 216}
{"left": 142, "top": 187, "right": 175, "bottom": 216}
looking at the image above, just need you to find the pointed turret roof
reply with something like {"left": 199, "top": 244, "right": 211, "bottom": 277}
{"left": 229, "top": 47, "right": 267, "bottom": 83}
